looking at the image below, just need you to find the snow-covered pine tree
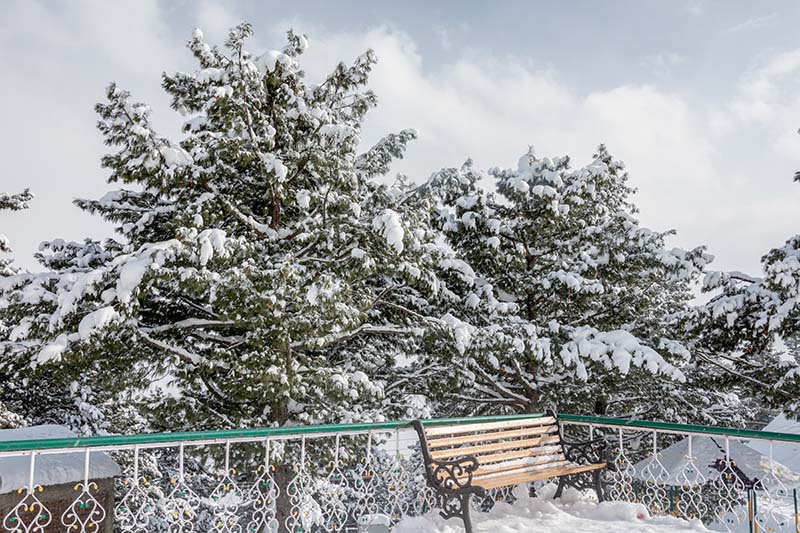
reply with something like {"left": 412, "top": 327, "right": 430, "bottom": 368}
{"left": 0, "top": 188, "right": 32, "bottom": 428}
{"left": 0, "top": 189, "right": 32, "bottom": 276}
{"left": 691, "top": 161, "right": 800, "bottom": 416}
{"left": 0, "top": 25, "right": 451, "bottom": 438}
{"left": 400, "top": 147, "right": 737, "bottom": 424}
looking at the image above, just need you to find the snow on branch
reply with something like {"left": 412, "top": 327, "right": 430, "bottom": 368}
{"left": 560, "top": 327, "right": 685, "bottom": 382}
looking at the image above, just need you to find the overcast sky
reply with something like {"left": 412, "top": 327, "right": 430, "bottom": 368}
{"left": 1, "top": 0, "right": 799, "bottom": 274}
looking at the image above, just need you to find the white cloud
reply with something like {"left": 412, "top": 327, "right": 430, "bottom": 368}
{"left": 433, "top": 26, "right": 453, "bottom": 51}
{"left": 299, "top": 30, "right": 708, "bottom": 204}
{"left": 191, "top": 0, "right": 246, "bottom": 43}
{"left": 295, "top": 25, "right": 800, "bottom": 274}
{"left": 682, "top": 0, "right": 707, "bottom": 15}
{"left": 1, "top": 4, "right": 798, "bottom": 280}
{"left": 727, "top": 49, "right": 800, "bottom": 123}
{"left": 642, "top": 52, "right": 685, "bottom": 78}
{"left": 726, "top": 12, "right": 779, "bottom": 33}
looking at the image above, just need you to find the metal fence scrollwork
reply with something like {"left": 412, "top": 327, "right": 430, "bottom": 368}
{"left": 2, "top": 414, "right": 800, "bottom": 532}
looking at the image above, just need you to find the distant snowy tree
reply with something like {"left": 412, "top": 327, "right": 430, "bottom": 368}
{"left": 795, "top": 128, "right": 800, "bottom": 183}
{"left": 0, "top": 25, "right": 452, "bottom": 438}
{"left": 682, "top": 128, "right": 800, "bottom": 417}
{"left": 0, "top": 189, "right": 32, "bottom": 276}
{"left": 398, "top": 147, "right": 737, "bottom": 423}
{"left": 0, "top": 189, "right": 32, "bottom": 428}
{"left": 691, "top": 157, "right": 800, "bottom": 415}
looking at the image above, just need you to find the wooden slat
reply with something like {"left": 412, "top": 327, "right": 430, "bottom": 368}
{"left": 475, "top": 445, "right": 564, "bottom": 466}
{"left": 424, "top": 416, "right": 556, "bottom": 437}
{"left": 475, "top": 462, "right": 607, "bottom": 490}
{"left": 471, "top": 459, "right": 572, "bottom": 481}
{"left": 429, "top": 434, "right": 561, "bottom": 460}
{"left": 428, "top": 424, "right": 557, "bottom": 449}
{"left": 457, "top": 455, "right": 567, "bottom": 479}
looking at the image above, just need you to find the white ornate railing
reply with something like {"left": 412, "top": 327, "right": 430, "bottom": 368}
{"left": 560, "top": 414, "right": 800, "bottom": 533}
{"left": 2, "top": 414, "right": 800, "bottom": 532}
{"left": 0, "top": 416, "right": 526, "bottom": 533}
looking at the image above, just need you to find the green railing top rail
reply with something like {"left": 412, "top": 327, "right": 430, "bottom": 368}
{"left": 560, "top": 413, "right": 800, "bottom": 444}
{"left": 3, "top": 411, "right": 800, "bottom": 454}
{"left": 0, "top": 413, "right": 548, "bottom": 453}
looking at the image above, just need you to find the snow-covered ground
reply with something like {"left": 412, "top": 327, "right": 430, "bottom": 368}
{"left": 395, "top": 484, "right": 710, "bottom": 533}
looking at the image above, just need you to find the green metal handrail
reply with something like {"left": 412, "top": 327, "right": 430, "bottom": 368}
{"left": 0, "top": 413, "right": 548, "bottom": 453}
{"left": 3, "top": 412, "right": 799, "bottom": 454}
{"left": 560, "top": 413, "right": 800, "bottom": 443}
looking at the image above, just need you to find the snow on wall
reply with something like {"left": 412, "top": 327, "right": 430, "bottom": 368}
{"left": 748, "top": 414, "right": 800, "bottom": 474}
{"left": 0, "top": 425, "right": 121, "bottom": 494}
{"left": 631, "top": 435, "right": 800, "bottom": 488}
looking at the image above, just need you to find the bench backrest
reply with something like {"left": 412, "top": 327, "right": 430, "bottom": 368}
{"left": 418, "top": 416, "right": 566, "bottom": 480}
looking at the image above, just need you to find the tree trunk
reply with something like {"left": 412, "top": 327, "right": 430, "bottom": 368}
{"left": 274, "top": 463, "right": 293, "bottom": 533}
{"left": 593, "top": 396, "right": 608, "bottom": 415}
{"left": 272, "top": 396, "right": 292, "bottom": 533}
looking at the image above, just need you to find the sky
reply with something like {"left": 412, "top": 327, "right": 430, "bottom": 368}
{"left": 1, "top": 0, "right": 799, "bottom": 275}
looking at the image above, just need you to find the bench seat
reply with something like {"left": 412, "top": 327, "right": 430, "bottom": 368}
{"left": 413, "top": 413, "right": 608, "bottom": 532}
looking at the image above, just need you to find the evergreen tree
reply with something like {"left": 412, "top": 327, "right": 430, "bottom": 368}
{"left": 0, "top": 189, "right": 32, "bottom": 276}
{"left": 0, "top": 188, "right": 32, "bottom": 428}
{"left": 691, "top": 196, "right": 800, "bottom": 415}
{"left": 0, "top": 22, "right": 744, "bottom": 444}
{"left": 0, "top": 25, "right": 451, "bottom": 436}
{"left": 398, "top": 147, "right": 736, "bottom": 423}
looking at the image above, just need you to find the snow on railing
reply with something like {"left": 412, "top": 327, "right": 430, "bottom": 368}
{"left": 2, "top": 413, "right": 800, "bottom": 532}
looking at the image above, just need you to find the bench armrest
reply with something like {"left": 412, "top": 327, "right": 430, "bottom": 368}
{"left": 561, "top": 436, "right": 610, "bottom": 467}
{"left": 412, "top": 419, "right": 487, "bottom": 497}
{"left": 429, "top": 456, "right": 484, "bottom": 493}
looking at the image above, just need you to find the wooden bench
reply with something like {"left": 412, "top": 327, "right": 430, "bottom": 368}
{"left": 412, "top": 413, "right": 608, "bottom": 532}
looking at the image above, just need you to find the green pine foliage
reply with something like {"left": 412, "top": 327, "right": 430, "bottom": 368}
{"left": 0, "top": 23, "right": 753, "bottom": 437}
{"left": 0, "top": 25, "right": 449, "bottom": 434}
{"left": 397, "top": 147, "right": 740, "bottom": 424}
{"left": 689, "top": 157, "right": 800, "bottom": 416}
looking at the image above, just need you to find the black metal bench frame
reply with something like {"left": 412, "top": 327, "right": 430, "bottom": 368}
{"left": 412, "top": 411, "right": 609, "bottom": 532}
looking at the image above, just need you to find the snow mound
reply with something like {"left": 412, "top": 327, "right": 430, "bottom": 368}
{"left": 395, "top": 484, "right": 709, "bottom": 533}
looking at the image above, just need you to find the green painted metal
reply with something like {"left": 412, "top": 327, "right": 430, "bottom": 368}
{"left": 559, "top": 413, "right": 800, "bottom": 444}
{"left": 0, "top": 412, "right": 548, "bottom": 453}
{"left": 6, "top": 411, "right": 799, "bottom": 455}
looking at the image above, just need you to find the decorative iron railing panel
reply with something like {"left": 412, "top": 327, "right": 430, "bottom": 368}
{"left": 2, "top": 413, "right": 800, "bottom": 532}
{"left": 560, "top": 415, "right": 800, "bottom": 533}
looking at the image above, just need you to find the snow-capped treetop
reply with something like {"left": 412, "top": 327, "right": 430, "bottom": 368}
{"left": 400, "top": 146, "right": 726, "bottom": 423}
{"left": 684, "top": 145, "right": 800, "bottom": 416}
{"left": 0, "top": 189, "right": 33, "bottom": 288}
{"left": 0, "top": 24, "right": 444, "bottom": 435}
{"left": 0, "top": 190, "right": 32, "bottom": 212}
{"left": 0, "top": 189, "right": 32, "bottom": 256}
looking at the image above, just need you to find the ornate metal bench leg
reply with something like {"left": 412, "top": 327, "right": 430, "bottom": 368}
{"left": 440, "top": 493, "right": 476, "bottom": 533}
{"left": 554, "top": 476, "right": 566, "bottom": 499}
{"left": 593, "top": 470, "right": 604, "bottom": 502}
{"left": 554, "top": 471, "right": 606, "bottom": 502}
{"left": 462, "top": 493, "right": 474, "bottom": 533}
